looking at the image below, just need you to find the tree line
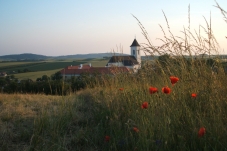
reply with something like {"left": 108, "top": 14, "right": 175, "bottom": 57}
{"left": 0, "top": 71, "right": 101, "bottom": 95}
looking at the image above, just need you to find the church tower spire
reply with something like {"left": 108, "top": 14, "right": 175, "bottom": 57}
{"left": 130, "top": 38, "right": 141, "bottom": 67}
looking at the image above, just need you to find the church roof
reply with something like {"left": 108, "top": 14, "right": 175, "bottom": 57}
{"left": 130, "top": 39, "right": 140, "bottom": 47}
{"left": 107, "top": 55, "right": 139, "bottom": 66}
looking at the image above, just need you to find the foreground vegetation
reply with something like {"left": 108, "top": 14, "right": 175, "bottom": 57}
{"left": 1, "top": 61, "right": 227, "bottom": 150}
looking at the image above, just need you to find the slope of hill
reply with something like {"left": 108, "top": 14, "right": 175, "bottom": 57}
{"left": 1, "top": 53, "right": 227, "bottom": 62}
{"left": 0, "top": 53, "right": 50, "bottom": 60}
{"left": 0, "top": 53, "right": 128, "bottom": 61}
{"left": 54, "top": 53, "right": 128, "bottom": 59}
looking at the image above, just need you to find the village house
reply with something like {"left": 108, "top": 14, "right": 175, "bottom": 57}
{"left": 60, "top": 38, "right": 141, "bottom": 79}
{"left": 59, "top": 64, "right": 131, "bottom": 80}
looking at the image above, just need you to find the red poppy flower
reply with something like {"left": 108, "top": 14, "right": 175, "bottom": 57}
{"left": 105, "top": 135, "right": 110, "bottom": 142}
{"left": 170, "top": 76, "right": 179, "bottom": 85}
{"left": 198, "top": 127, "right": 205, "bottom": 137}
{"left": 119, "top": 88, "right": 124, "bottom": 91}
{"left": 141, "top": 102, "right": 148, "bottom": 109}
{"left": 133, "top": 127, "right": 139, "bottom": 133}
{"left": 149, "top": 87, "right": 158, "bottom": 94}
{"left": 162, "top": 86, "right": 171, "bottom": 94}
{"left": 191, "top": 93, "right": 197, "bottom": 98}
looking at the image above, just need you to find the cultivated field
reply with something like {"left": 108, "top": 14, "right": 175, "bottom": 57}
{"left": 0, "top": 58, "right": 109, "bottom": 80}
{"left": 14, "top": 69, "right": 63, "bottom": 81}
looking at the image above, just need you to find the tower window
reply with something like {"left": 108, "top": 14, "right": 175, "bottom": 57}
{"left": 138, "top": 50, "right": 140, "bottom": 55}
{"left": 133, "top": 50, "right": 135, "bottom": 55}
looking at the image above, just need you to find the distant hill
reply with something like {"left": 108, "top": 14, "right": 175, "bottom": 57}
{"left": 0, "top": 53, "right": 128, "bottom": 61}
{"left": 1, "top": 53, "right": 227, "bottom": 61}
{"left": 0, "top": 53, "right": 50, "bottom": 61}
{"left": 54, "top": 53, "right": 128, "bottom": 59}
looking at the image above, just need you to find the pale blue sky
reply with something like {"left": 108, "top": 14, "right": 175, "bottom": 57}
{"left": 0, "top": 0, "right": 226, "bottom": 56}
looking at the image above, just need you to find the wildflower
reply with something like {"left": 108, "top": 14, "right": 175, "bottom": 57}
{"left": 141, "top": 102, "right": 148, "bottom": 109}
{"left": 162, "top": 86, "right": 171, "bottom": 94}
{"left": 119, "top": 88, "right": 124, "bottom": 91}
{"left": 133, "top": 127, "right": 139, "bottom": 133}
{"left": 191, "top": 93, "right": 197, "bottom": 98}
{"left": 198, "top": 127, "right": 206, "bottom": 138}
{"left": 170, "top": 76, "right": 179, "bottom": 85}
{"left": 149, "top": 87, "right": 158, "bottom": 94}
{"left": 105, "top": 135, "right": 110, "bottom": 142}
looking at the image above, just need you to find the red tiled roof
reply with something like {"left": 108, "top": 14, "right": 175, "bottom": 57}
{"left": 67, "top": 66, "right": 79, "bottom": 69}
{"left": 81, "top": 65, "right": 91, "bottom": 69}
{"left": 60, "top": 66, "right": 131, "bottom": 75}
{"left": 67, "top": 65, "right": 91, "bottom": 69}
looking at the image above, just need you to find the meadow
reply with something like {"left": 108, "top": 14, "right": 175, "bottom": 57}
{"left": 1, "top": 1, "right": 227, "bottom": 151}
{"left": 0, "top": 58, "right": 109, "bottom": 81}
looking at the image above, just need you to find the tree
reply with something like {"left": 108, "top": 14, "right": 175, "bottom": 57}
{"left": 36, "top": 78, "right": 42, "bottom": 82}
{"left": 10, "top": 74, "right": 15, "bottom": 79}
{"left": 51, "top": 71, "right": 62, "bottom": 80}
{"left": 0, "top": 77, "right": 6, "bottom": 87}
{"left": 42, "top": 75, "right": 49, "bottom": 82}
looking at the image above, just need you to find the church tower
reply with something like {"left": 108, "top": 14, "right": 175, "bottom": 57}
{"left": 130, "top": 39, "right": 141, "bottom": 66}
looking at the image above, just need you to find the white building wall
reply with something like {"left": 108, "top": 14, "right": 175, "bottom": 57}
{"left": 131, "top": 46, "right": 141, "bottom": 67}
{"left": 107, "top": 62, "right": 140, "bottom": 72}
{"left": 107, "top": 62, "right": 124, "bottom": 67}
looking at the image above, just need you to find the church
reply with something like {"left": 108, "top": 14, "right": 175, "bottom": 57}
{"left": 59, "top": 38, "right": 141, "bottom": 79}
{"left": 106, "top": 38, "right": 141, "bottom": 72}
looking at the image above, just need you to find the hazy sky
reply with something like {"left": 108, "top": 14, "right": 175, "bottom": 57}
{"left": 0, "top": 0, "right": 226, "bottom": 56}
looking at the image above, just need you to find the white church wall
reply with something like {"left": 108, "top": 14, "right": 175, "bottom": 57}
{"left": 131, "top": 46, "right": 141, "bottom": 66}
{"left": 107, "top": 62, "right": 124, "bottom": 67}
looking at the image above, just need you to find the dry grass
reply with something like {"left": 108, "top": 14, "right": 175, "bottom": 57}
{"left": 0, "top": 94, "right": 71, "bottom": 150}
{"left": 0, "top": 92, "right": 101, "bottom": 151}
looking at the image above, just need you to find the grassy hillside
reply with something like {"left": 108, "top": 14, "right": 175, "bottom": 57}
{"left": 88, "top": 58, "right": 109, "bottom": 66}
{"left": 0, "top": 53, "right": 126, "bottom": 61}
{"left": 14, "top": 69, "right": 63, "bottom": 80}
{"left": 0, "top": 62, "right": 37, "bottom": 68}
{"left": 0, "top": 61, "right": 86, "bottom": 73}
{"left": 0, "top": 53, "right": 50, "bottom": 60}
